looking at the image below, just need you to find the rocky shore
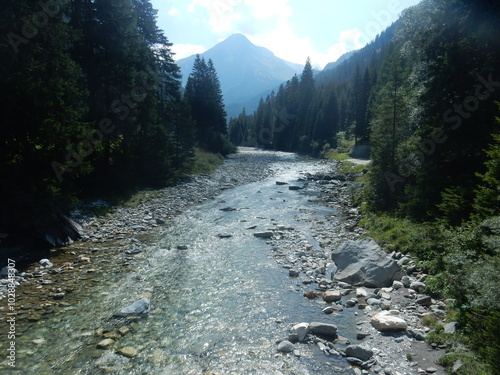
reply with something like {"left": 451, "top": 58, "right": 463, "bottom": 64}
{"left": 264, "top": 162, "right": 451, "bottom": 375}
{"left": 0, "top": 150, "right": 453, "bottom": 374}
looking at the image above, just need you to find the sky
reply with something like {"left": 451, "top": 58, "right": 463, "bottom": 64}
{"left": 150, "top": 0, "right": 422, "bottom": 69}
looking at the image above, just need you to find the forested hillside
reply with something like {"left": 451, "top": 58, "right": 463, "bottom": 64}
{"left": 0, "top": 0, "right": 231, "bottom": 247}
{"left": 229, "top": 0, "right": 500, "bottom": 371}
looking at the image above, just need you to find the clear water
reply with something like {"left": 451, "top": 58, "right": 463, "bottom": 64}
{"left": 4, "top": 153, "right": 357, "bottom": 375}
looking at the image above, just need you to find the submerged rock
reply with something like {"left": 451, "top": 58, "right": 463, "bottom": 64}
{"left": 118, "top": 298, "right": 150, "bottom": 315}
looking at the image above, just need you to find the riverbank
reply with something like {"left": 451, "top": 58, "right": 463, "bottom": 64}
{"left": 265, "top": 160, "right": 449, "bottom": 375}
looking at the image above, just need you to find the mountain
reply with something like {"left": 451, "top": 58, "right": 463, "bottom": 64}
{"left": 322, "top": 50, "right": 357, "bottom": 71}
{"left": 176, "top": 34, "right": 303, "bottom": 119}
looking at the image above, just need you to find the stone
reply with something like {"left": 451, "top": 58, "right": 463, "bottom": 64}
{"left": 410, "top": 281, "right": 426, "bottom": 292}
{"left": 392, "top": 280, "right": 404, "bottom": 289}
{"left": 401, "top": 275, "right": 411, "bottom": 288}
{"left": 118, "top": 326, "right": 130, "bottom": 336}
{"left": 452, "top": 359, "right": 463, "bottom": 373}
{"left": 309, "top": 322, "right": 338, "bottom": 338}
{"left": 289, "top": 269, "right": 300, "bottom": 277}
{"left": 254, "top": 231, "right": 273, "bottom": 239}
{"left": 39, "top": 259, "right": 53, "bottom": 268}
{"left": 346, "top": 357, "right": 364, "bottom": 366}
{"left": 345, "top": 299, "right": 357, "bottom": 308}
{"left": 397, "top": 256, "right": 411, "bottom": 266}
{"left": 426, "top": 368, "right": 437, "bottom": 373}
{"left": 53, "top": 292, "right": 65, "bottom": 300}
{"left": 97, "top": 339, "right": 115, "bottom": 349}
{"left": 444, "top": 322, "right": 459, "bottom": 334}
{"left": 277, "top": 340, "right": 294, "bottom": 353}
{"left": 291, "top": 323, "right": 310, "bottom": 342}
{"left": 119, "top": 298, "right": 150, "bottom": 315}
{"left": 125, "top": 249, "right": 142, "bottom": 255}
{"left": 332, "top": 238, "right": 402, "bottom": 287}
{"left": 356, "top": 287, "right": 368, "bottom": 297}
{"left": 345, "top": 345, "right": 373, "bottom": 361}
{"left": 177, "top": 245, "right": 188, "bottom": 250}
{"left": 370, "top": 310, "right": 408, "bottom": 331}
{"left": 303, "top": 290, "right": 320, "bottom": 299}
{"left": 288, "top": 186, "right": 302, "bottom": 191}
{"left": 416, "top": 296, "right": 432, "bottom": 306}
{"left": 276, "top": 181, "right": 288, "bottom": 185}
{"left": 323, "top": 290, "right": 342, "bottom": 303}
{"left": 117, "top": 347, "right": 138, "bottom": 358}
{"left": 367, "top": 298, "right": 382, "bottom": 306}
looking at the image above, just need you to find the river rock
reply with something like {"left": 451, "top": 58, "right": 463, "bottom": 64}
{"left": 410, "top": 281, "right": 426, "bottom": 292}
{"left": 254, "top": 231, "right": 273, "bottom": 239}
{"left": 332, "top": 238, "right": 402, "bottom": 287}
{"left": 291, "top": 323, "right": 310, "bottom": 342}
{"left": 289, "top": 269, "right": 300, "bottom": 277}
{"left": 416, "top": 295, "right": 432, "bottom": 306}
{"left": 97, "top": 338, "right": 115, "bottom": 349}
{"left": 370, "top": 310, "right": 407, "bottom": 331}
{"left": 117, "top": 346, "right": 138, "bottom": 358}
{"left": 39, "top": 259, "right": 53, "bottom": 268}
{"left": 118, "top": 298, "right": 150, "bottom": 315}
{"left": 323, "top": 290, "right": 342, "bottom": 303}
{"left": 309, "top": 322, "right": 338, "bottom": 338}
{"left": 277, "top": 340, "right": 295, "bottom": 353}
{"left": 345, "top": 345, "right": 373, "bottom": 361}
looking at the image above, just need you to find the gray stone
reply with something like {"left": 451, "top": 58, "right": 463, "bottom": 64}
{"left": 367, "top": 298, "right": 382, "bottom": 306}
{"left": 345, "top": 345, "right": 373, "bottom": 361}
{"left": 277, "top": 340, "right": 294, "bottom": 353}
{"left": 426, "top": 368, "right": 437, "bottom": 374}
{"left": 397, "top": 257, "right": 410, "bottom": 266}
{"left": 370, "top": 310, "right": 407, "bottom": 331}
{"left": 332, "top": 238, "right": 402, "bottom": 287}
{"left": 444, "top": 321, "right": 459, "bottom": 334}
{"left": 410, "top": 281, "right": 426, "bottom": 292}
{"left": 452, "top": 359, "right": 463, "bottom": 373}
{"left": 309, "top": 322, "right": 338, "bottom": 338}
{"left": 177, "top": 245, "right": 188, "bottom": 250}
{"left": 125, "top": 248, "right": 142, "bottom": 255}
{"left": 323, "top": 290, "right": 342, "bottom": 302}
{"left": 289, "top": 269, "right": 300, "bottom": 277}
{"left": 254, "top": 231, "right": 273, "bottom": 239}
{"left": 39, "top": 259, "right": 53, "bottom": 268}
{"left": 119, "top": 298, "right": 150, "bottom": 315}
{"left": 416, "top": 296, "right": 432, "bottom": 306}
{"left": 53, "top": 292, "right": 65, "bottom": 300}
{"left": 291, "top": 323, "right": 310, "bottom": 342}
{"left": 401, "top": 275, "right": 411, "bottom": 288}
{"left": 346, "top": 357, "right": 364, "bottom": 366}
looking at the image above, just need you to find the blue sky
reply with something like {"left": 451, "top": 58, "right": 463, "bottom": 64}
{"left": 150, "top": 0, "right": 422, "bottom": 68}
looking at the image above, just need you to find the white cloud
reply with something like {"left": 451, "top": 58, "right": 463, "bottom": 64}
{"left": 325, "top": 29, "right": 363, "bottom": 64}
{"left": 168, "top": 7, "right": 180, "bottom": 16}
{"left": 186, "top": 0, "right": 362, "bottom": 68}
{"left": 171, "top": 44, "right": 207, "bottom": 60}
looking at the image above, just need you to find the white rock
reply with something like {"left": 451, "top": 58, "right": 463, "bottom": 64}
{"left": 356, "top": 287, "right": 368, "bottom": 297}
{"left": 392, "top": 280, "right": 404, "bottom": 289}
{"left": 370, "top": 310, "right": 408, "bottom": 331}
{"left": 291, "top": 323, "right": 310, "bottom": 342}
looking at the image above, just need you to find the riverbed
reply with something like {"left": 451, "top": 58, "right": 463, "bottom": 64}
{"left": 1, "top": 150, "right": 358, "bottom": 374}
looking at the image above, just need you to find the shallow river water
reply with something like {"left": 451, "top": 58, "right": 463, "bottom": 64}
{"left": 4, "top": 153, "right": 358, "bottom": 375}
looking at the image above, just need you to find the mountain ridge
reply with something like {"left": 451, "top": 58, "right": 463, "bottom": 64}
{"left": 176, "top": 34, "right": 303, "bottom": 118}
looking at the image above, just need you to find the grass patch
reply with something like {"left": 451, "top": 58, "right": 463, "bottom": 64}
{"left": 325, "top": 150, "right": 350, "bottom": 161}
{"left": 191, "top": 148, "right": 224, "bottom": 175}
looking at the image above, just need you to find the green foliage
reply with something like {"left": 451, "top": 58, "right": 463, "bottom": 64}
{"left": 185, "top": 56, "right": 235, "bottom": 155}
{"left": 191, "top": 149, "right": 225, "bottom": 175}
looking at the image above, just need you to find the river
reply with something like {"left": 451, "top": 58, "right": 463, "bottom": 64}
{"left": 2, "top": 151, "right": 358, "bottom": 374}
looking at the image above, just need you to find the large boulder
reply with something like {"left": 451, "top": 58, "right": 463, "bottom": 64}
{"left": 309, "top": 322, "right": 338, "bottom": 338}
{"left": 345, "top": 345, "right": 373, "bottom": 361}
{"left": 332, "top": 238, "right": 402, "bottom": 287}
{"left": 370, "top": 310, "right": 407, "bottom": 332}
